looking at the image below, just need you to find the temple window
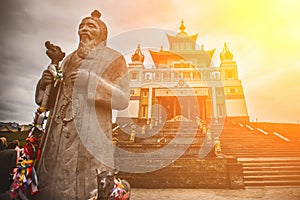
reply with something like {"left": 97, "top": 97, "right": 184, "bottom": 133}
{"left": 183, "top": 71, "right": 190, "bottom": 80}
{"left": 130, "top": 72, "right": 138, "bottom": 80}
{"left": 203, "top": 71, "right": 212, "bottom": 81}
{"left": 144, "top": 72, "right": 152, "bottom": 81}
{"left": 193, "top": 71, "right": 201, "bottom": 80}
{"left": 226, "top": 70, "right": 234, "bottom": 79}
{"left": 173, "top": 43, "right": 179, "bottom": 50}
{"left": 154, "top": 72, "right": 161, "bottom": 81}
{"left": 179, "top": 43, "right": 184, "bottom": 49}
{"left": 163, "top": 71, "right": 171, "bottom": 81}
{"left": 142, "top": 90, "right": 148, "bottom": 97}
{"left": 213, "top": 71, "right": 221, "bottom": 80}
{"left": 130, "top": 89, "right": 136, "bottom": 95}
{"left": 141, "top": 105, "right": 148, "bottom": 118}
{"left": 186, "top": 42, "right": 192, "bottom": 50}
{"left": 173, "top": 71, "right": 180, "bottom": 81}
{"left": 229, "top": 88, "right": 235, "bottom": 93}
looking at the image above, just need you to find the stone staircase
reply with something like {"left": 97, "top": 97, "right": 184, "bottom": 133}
{"left": 115, "top": 120, "right": 300, "bottom": 187}
{"left": 220, "top": 122, "right": 300, "bottom": 187}
{"left": 115, "top": 121, "right": 204, "bottom": 157}
{"left": 239, "top": 157, "right": 300, "bottom": 186}
{"left": 114, "top": 121, "right": 243, "bottom": 188}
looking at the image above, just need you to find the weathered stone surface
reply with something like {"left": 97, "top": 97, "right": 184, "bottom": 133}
{"left": 117, "top": 158, "right": 242, "bottom": 188}
{"left": 115, "top": 120, "right": 244, "bottom": 189}
{"left": 227, "top": 163, "right": 244, "bottom": 189}
{"left": 35, "top": 10, "right": 129, "bottom": 200}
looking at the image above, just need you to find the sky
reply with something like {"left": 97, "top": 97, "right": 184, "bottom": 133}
{"left": 0, "top": 0, "right": 300, "bottom": 124}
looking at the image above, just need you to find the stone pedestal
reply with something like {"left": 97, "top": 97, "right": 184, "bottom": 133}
{"left": 227, "top": 162, "right": 244, "bottom": 189}
{"left": 117, "top": 158, "right": 244, "bottom": 189}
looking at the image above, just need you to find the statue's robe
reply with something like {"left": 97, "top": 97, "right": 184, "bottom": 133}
{"left": 35, "top": 44, "right": 129, "bottom": 199}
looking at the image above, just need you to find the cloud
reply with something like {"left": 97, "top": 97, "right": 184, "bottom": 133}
{"left": 0, "top": 0, "right": 300, "bottom": 123}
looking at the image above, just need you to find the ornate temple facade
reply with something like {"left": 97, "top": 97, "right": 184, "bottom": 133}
{"left": 117, "top": 21, "right": 249, "bottom": 123}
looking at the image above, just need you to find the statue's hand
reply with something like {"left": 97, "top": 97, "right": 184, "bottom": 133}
{"left": 72, "top": 69, "right": 89, "bottom": 91}
{"left": 40, "top": 70, "right": 54, "bottom": 89}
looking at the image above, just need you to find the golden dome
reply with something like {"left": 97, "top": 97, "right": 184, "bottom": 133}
{"left": 176, "top": 20, "right": 189, "bottom": 37}
{"left": 220, "top": 42, "right": 233, "bottom": 61}
{"left": 131, "top": 44, "right": 145, "bottom": 63}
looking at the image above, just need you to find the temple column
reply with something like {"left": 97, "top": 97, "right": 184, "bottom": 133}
{"left": 211, "top": 87, "right": 218, "bottom": 122}
{"left": 139, "top": 70, "right": 143, "bottom": 81}
{"left": 187, "top": 98, "right": 191, "bottom": 119}
{"left": 158, "top": 98, "right": 161, "bottom": 120}
{"left": 202, "top": 98, "right": 206, "bottom": 119}
{"left": 173, "top": 97, "right": 176, "bottom": 118}
{"left": 147, "top": 86, "right": 153, "bottom": 120}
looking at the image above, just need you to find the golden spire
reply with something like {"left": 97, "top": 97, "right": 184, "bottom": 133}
{"left": 160, "top": 46, "right": 164, "bottom": 51}
{"left": 176, "top": 19, "right": 188, "bottom": 37}
{"left": 201, "top": 44, "right": 205, "bottom": 51}
{"left": 220, "top": 42, "right": 233, "bottom": 61}
{"left": 131, "top": 44, "right": 145, "bottom": 63}
{"left": 179, "top": 19, "right": 186, "bottom": 32}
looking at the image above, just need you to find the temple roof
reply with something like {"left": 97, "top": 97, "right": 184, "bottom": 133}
{"left": 149, "top": 48, "right": 215, "bottom": 67}
{"left": 149, "top": 49, "right": 184, "bottom": 63}
{"left": 166, "top": 34, "right": 199, "bottom": 43}
{"left": 220, "top": 42, "right": 233, "bottom": 61}
{"left": 131, "top": 44, "right": 145, "bottom": 63}
{"left": 167, "top": 20, "right": 199, "bottom": 51}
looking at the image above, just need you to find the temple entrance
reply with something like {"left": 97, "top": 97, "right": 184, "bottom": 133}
{"left": 157, "top": 96, "right": 206, "bottom": 121}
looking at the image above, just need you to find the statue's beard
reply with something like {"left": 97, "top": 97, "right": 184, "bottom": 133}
{"left": 77, "top": 39, "right": 97, "bottom": 59}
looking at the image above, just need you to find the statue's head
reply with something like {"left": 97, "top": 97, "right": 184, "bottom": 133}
{"left": 77, "top": 10, "right": 108, "bottom": 58}
{"left": 78, "top": 10, "right": 108, "bottom": 46}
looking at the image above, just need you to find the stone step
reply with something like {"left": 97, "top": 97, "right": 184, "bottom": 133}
{"left": 244, "top": 180, "right": 300, "bottom": 186}
{"left": 222, "top": 138, "right": 290, "bottom": 141}
{"left": 225, "top": 153, "right": 300, "bottom": 157}
{"left": 220, "top": 136, "right": 287, "bottom": 140}
{"left": 240, "top": 156, "right": 300, "bottom": 187}
{"left": 238, "top": 155, "right": 300, "bottom": 159}
{"left": 238, "top": 157, "right": 300, "bottom": 162}
{"left": 244, "top": 170, "right": 300, "bottom": 176}
{"left": 243, "top": 166, "right": 300, "bottom": 171}
{"left": 227, "top": 153, "right": 300, "bottom": 157}
{"left": 244, "top": 175, "right": 300, "bottom": 181}
{"left": 222, "top": 145, "right": 299, "bottom": 148}
{"left": 223, "top": 149, "right": 299, "bottom": 153}
{"left": 117, "top": 143, "right": 205, "bottom": 148}
{"left": 242, "top": 162, "right": 300, "bottom": 166}
{"left": 224, "top": 150, "right": 300, "bottom": 154}
{"left": 223, "top": 147, "right": 300, "bottom": 151}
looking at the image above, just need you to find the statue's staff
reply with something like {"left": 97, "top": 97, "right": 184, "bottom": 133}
{"left": 10, "top": 42, "right": 65, "bottom": 199}
{"left": 35, "top": 41, "right": 65, "bottom": 172}
{"left": 41, "top": 41, "right": 65, "bottom": 109}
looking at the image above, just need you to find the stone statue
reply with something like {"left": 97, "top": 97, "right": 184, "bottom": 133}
{"left": 35, "top": 10, "right": 129, "bottom": 199}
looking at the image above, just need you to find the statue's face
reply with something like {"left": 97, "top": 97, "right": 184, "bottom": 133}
{"left": 78, "top": 18, "right": 101, "bottom": 44}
